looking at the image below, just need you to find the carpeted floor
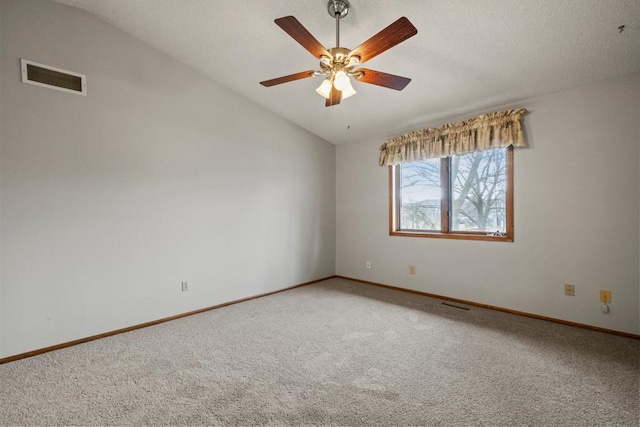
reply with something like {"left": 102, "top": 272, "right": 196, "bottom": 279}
{"left": 1, "top": 277, "right": 638, "bottom": 426}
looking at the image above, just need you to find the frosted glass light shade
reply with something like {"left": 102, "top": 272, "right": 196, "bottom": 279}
{"left": 333, "top": 71, "right": 349, "bottom": 91}
{"left": 341, "top": 80, "right": 356, "bottom": 99}
{"left": 315, "top": 79, "right": 332, "bottom": 99}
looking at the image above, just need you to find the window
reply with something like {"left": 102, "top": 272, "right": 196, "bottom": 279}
{"left": 389, "top": 146, "right": 513, "bottom": 241}
{"left": 381, "top": 109, "right": 525, "bottom": 241}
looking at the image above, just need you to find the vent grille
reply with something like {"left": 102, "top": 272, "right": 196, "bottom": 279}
{"left": 21, "top": 59, "right": 86, "bottom": 95}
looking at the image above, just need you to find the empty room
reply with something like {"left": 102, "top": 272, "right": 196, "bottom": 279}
{"left": 1, "top": 0, "right": 639, "bottom": 425}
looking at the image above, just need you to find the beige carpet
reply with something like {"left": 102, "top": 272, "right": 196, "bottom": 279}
{"left": 1, "top": 277, "right": 638, "bottom": 426}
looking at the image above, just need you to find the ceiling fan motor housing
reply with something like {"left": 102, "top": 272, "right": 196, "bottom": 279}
{"left": 321, "top": 48, "right": 361, "bottom": 79}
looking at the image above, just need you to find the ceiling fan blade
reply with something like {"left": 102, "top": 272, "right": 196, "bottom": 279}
{"left": 349, "top": 17, "right": 417, "bottom": 64}
{"left": 275, "top": 16, "right": 331, "bottom": 59}
{"left": 260, "top": 70, "right": 315, "bottom": 87}
{"left": 325, "top": 86, "right": 342, "bottom": 107}
{"left": 357, "top": 68, "right": 411, "bottom": 91}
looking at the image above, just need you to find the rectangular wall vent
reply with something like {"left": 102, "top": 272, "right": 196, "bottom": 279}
{"left": 21, "top": 59, "right": 86, "bottom": 96}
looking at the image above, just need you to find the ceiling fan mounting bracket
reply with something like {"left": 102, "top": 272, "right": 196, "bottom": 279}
{"left": 327, "top": 0, "right": 349, "bottom": 19}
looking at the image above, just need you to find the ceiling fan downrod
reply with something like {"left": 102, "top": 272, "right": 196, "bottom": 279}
{"left": 328, "top": 0, "right": 349, "bottom": 47}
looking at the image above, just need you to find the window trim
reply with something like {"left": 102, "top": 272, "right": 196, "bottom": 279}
{"left": 389, "top": 146, "right": 514, "bottom": 242}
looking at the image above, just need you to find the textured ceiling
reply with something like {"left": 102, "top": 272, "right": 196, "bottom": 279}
{"left": 53, "top": 0, "right": 640, "bottom": 145}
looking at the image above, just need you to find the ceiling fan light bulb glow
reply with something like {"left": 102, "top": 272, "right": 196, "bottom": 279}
{"left": 333, "top": 71, "right": 350, "bottom": 90}
{"left": 316, "top": 79, "right": 332, "bottom": 99}
{"left": 341, "top": 80, "right": 356, "bottom": 99}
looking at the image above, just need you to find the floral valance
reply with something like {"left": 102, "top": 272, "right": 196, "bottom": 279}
{"left": 379, "top": 108, "right": 528, "bottom": 166}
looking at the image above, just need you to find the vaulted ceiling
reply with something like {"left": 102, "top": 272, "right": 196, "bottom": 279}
{"left": 54, "top": 0, "right": 640, "bottom": 145}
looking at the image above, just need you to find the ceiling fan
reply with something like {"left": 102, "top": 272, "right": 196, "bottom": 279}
{"left": 259, "top": 0, "right": 418, "bottom": 107}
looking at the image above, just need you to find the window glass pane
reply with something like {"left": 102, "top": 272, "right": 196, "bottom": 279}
{"left": 399, "top": 159, "right": 441, "bottom": 230}
{"left": 450, "top": 148, "right": 507, "bottom": 233}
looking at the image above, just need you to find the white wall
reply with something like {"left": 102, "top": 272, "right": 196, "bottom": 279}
{"left": 337, "top": 73, "right": 640, "bottom": 335}
{"left": 0, "top": 0, "right": 336, "bottom": 358}
{"left": 0, "top": 0, "right": 3, "bottom": 358}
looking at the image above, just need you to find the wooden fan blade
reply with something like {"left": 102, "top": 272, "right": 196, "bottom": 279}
{"left": 349, "top": 17, "right": 417, "bottom": 64}
{"left": 275, "top": 16, "right": 331, "bottom": 59}
{"left": 357, "top": 68, "right": 411, "bottom": 91}
{"left": 260, "top": 70, "right": 314, "bottom": 87}
{"left": 325, "top": 86, "right": 342, "bottom": 107}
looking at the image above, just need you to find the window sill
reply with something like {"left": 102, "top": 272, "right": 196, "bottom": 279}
{"left": 390, "top": 230, "right": 513, "bottom": 242}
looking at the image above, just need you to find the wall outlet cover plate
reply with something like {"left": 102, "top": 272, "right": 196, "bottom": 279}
{"left": 564, "top": 284, "right": 575, "bottom": 296}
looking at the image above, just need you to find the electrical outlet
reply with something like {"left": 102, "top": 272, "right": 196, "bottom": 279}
{"left": 181, "top": 281, "right": 189, "bottom": 292}
{"left": 366, "top": 261, "right": 371, "bottom": 269}
{"left": 409, "top": 265, "right": 416, "bottom": 275}
{"left": 600, "top": 290, "right": 611, "bottom": 303}
{"left": 564, "top": 284, "right": 575, "bottom": 296}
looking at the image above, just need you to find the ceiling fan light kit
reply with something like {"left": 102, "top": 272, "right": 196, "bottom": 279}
{"left": 260, "top": 0, "right": 417, "bottom": 107}
{"left": 315, "top": 79, "right": 333, "bottom": 98}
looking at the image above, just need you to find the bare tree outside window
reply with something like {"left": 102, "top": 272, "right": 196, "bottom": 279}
{"left": 397, "top": 148, "right": 508, "bottom": 235}
{"left": 399, "top": 158, "right": 441, "bottom": 230}
{"left": 450, "top": 149, "right": 506, "bottom": 232}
